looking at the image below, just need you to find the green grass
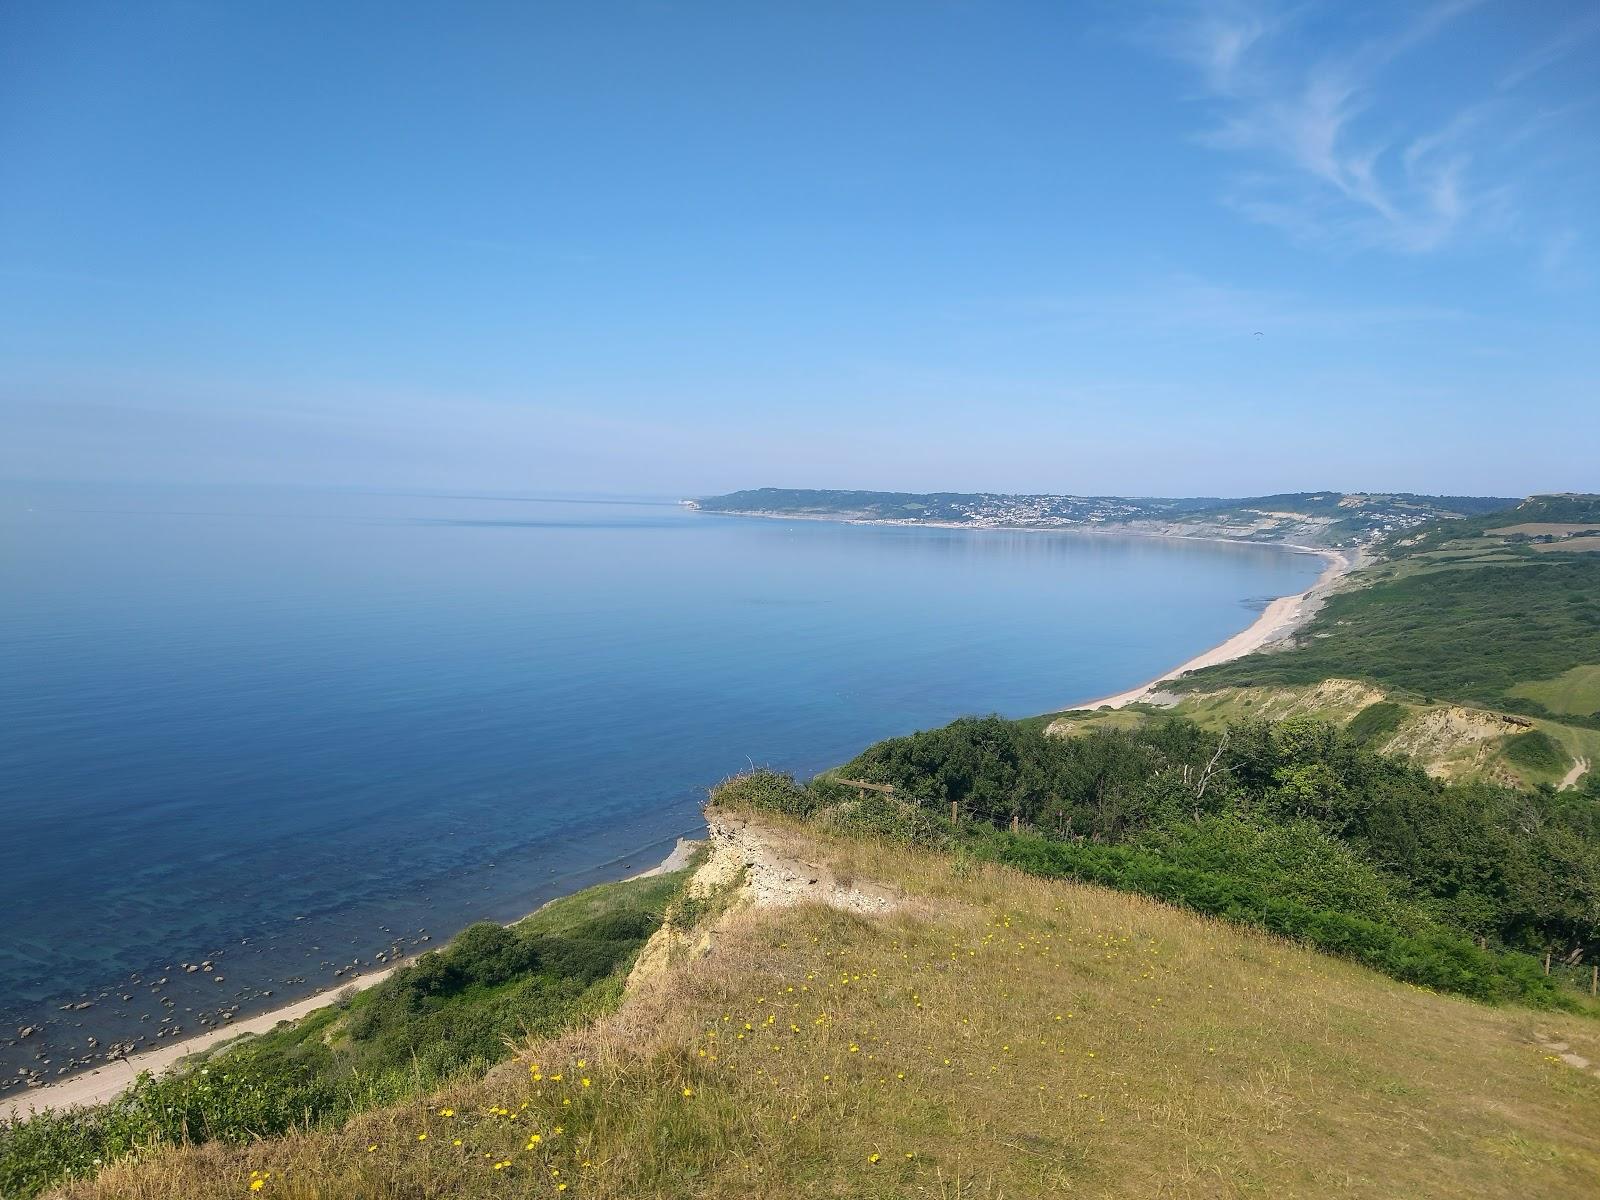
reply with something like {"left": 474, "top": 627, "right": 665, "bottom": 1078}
{"left": 1511, "top": 665, "right": 1600, "bottom": 719}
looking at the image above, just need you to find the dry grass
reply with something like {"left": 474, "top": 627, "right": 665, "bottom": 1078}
{"left": 56, "top": 822, "right": 1600, "bottom": 1200}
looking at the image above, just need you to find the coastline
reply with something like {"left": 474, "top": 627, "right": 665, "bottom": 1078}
{"left": 4, "top": 838, "right": 703, "bottom": 1120}
{"left": 1, "top": 963, "right": 403, "bottom": 1121}
{"left": 4, "top": 534, "right": 1347, "bottom": 1121}
{"left": 695, "top": 505, "right": 1356, "bottom": 711}
{"left": 694, "top": 504, "right": 1350, "bottom": 558}
{"left": 1065, "top": 546, "right": 1354, "bottom": 711}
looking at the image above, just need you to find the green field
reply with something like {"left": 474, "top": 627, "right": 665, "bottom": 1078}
{"left": 1511, "top": 667, "right": 1600, "bottom": 719}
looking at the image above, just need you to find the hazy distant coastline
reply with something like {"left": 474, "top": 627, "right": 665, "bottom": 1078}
{"left": 688, "top": 487, "right": 1520, "bottom": 549}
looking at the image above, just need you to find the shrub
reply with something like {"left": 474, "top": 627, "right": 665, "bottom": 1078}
{"left": 709, "top": 769, "right": 817, "bottom": 817}
{"left": 1503, "top": 729, "right": 1567, "bottom": 774}
{"left": 1346, "top": 700, "right": 1407, "bottom": 746}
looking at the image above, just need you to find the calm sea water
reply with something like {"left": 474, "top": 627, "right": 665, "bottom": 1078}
{"left": 0, "top": 485, "right": 1321, "bottom": 1089}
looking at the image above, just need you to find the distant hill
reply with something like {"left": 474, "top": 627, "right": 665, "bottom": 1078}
{"left": 691, "top": 488, "right": 1521, "bottom": 546}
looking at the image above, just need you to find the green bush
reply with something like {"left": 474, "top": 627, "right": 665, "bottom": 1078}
{"left": 1503, "top": 729, "right": 1567, "bottom": 774}
{"left": 1135, "top": 816, "right": 1432, "bottom": 934}
{"left": 1346, "top": 700, "right": 1407, "bottom": 746}
{"left": 709, "top": 768, "right": 817, "bottom": 817}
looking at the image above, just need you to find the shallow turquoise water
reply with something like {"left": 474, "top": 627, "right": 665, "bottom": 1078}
{"left": 0, "top": 485, "right": 1320, "bottom": 1088}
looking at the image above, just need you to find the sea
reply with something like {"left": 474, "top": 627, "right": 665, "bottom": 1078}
{"left": 0, "top": 484, "right": 1323, "bottom": 1092}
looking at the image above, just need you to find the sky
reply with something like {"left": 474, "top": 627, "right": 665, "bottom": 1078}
{"left": 2, "top": 0, "right": 1597, "bottom": 499}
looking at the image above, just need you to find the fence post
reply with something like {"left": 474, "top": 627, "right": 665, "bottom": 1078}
{"left": 1592, "top": 964, "right": 1597, "bottom": 997}
{"left": 1544, "top": 950, "right": 1551, "bottom": 976}
{"left": 1011, "top": 813, "right": 1019, "bottom": 835}
{"left": 950, "top": 799, "right": 957, "bottom": 827}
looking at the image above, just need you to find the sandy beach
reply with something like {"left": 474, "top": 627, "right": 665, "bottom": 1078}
{"left": 4, "top": 839, "right": 703, "bottom": 1120}
{"left": 1066, "top": 546, "right": 1353, "bottom": 711}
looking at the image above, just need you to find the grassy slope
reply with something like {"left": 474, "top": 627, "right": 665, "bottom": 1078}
{"left": 58, "top": 819, "right": 1600, "bottom": 1200}
{"left": 1147, "top": 498, "right": 1600, "bottom": 785}
{"left": 1512, "top": 666, "right": 1600, "bottom": 719}
{"left": 1174, "top": 554, "right": 1600, "bottom": 711}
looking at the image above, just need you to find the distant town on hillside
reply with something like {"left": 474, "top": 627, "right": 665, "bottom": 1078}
{"left": 691, "top": 488, "right": 1522, "bottom": 547}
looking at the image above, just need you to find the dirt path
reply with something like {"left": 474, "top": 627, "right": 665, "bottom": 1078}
{"left": 1560, "top": 757, "right": 1591, "bottom": 791}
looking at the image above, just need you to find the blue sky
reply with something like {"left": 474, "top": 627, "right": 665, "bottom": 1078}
{"left": 2, "top": 1, "right": 1596, "bottom": 497}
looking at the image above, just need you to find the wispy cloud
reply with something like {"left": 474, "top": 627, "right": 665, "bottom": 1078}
{"left": 1145, "top": 1, "right": 1588, "bottom": 258}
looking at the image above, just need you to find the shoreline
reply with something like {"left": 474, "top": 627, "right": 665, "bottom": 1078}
{"left": 5, "top": 531, "right": 1348, "bottom": 1120}
{"left": 3, "top": 837, "right": 703, "bottom": 1120}
{"left": 1064, "top": 546, "right": 1354, "bottom": 711}
{"left": 691, "top": 504, "right": 1338, "bottom": 551}
{"left": 695, "top": 505, "right": 1357, "bottom": 711}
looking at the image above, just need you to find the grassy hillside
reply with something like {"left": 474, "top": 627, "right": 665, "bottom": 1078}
{"left": 1161, "top": 497, "right": 1600, "bottom": 793}
{"left": 1060, "top": 680, "right": 1600, "bottom": 790}
{"left": 51, "top": 814, "right": 1600, "bottom": 1200}
{"left": 1174, "top": 557, "right": 1600, "bottom": 720}
{"left": 1, "top": 871, "right": 689, "bottom": 1199}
